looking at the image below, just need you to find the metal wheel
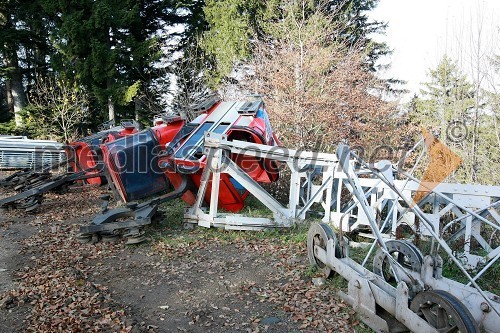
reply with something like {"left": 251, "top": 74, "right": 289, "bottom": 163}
{"left": 14, "top": 183, "right": 27, "bottom": 192}
{"left": 76, "top": 233, "right": 93, "bottom": 243}
{"left": 410, "top": 290, "right": 479, "bottom": 333}
{"left": 183, "top": 222, "right": 196, "bottom": 230}
{"left": 307, "top": 223, "right": 340, "bottom": 278}
{"left": 100, "top": 233, "right": 120, "bottom": 242}
{"left": 373, "top": 240, "right": 423, "bottom": 282}
{"left": 124, "top": 228, "right": 146, "bottom": 245}
{"left": 16, "top": 195, "right": 42, "bottom": 212}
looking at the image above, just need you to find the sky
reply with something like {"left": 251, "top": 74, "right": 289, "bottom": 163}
{"left": 369, "top": 0, "right": 499, "bottom": 101}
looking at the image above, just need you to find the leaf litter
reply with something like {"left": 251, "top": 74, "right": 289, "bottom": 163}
{"left": 0, "top": 176, "right": 370, "bottom": 332}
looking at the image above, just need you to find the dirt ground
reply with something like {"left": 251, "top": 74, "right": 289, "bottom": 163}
{"left": 0, "top": 172, "right": 371, "bottom": 333}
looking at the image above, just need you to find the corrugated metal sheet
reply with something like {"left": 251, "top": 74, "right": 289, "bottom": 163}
{"left": 0, "top": 136, "right": 66, "bottom": 170}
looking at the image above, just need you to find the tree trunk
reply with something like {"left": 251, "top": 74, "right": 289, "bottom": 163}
{"left": 5, "top": 75, "right": 14, "bottom": 114}
{"left": 11, "top": 68, "right": 26, "bottom": 127}
{"left": 470, "top": 103, "right": 480, "bottom": 183}
{"left": 108, "top": 97, "right": 115, "bottom": 122}
{"left": 2, "top": 55, "right": 27, "bottom": 127}
{"left": 107, "top": 78, "right": 115, "bottom": 121}
{"left": 134, "top": 97, "right": 141, "bottom": 122}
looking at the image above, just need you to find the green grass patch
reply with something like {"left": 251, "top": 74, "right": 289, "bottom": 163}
{"left": 149, "top": 196, "right": 500, "bottom": 298}
{"left": 148, "top": 196, "right": 314, "bottom": 248}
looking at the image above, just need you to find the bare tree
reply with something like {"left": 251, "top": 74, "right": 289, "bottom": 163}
{"left": 27, "top": 76, "right": 89, "bottom": 142}
{"left": 240, "top": 1, "right": 401, "bottom": 154}
{"left": 137, "top": 42, "right": 213, "bottom": 123}
{"left": 448, "top": 2, "right": 499, "bottom": 183}
{"left": 169, "top": 46, "right": 214, "bottom": 122}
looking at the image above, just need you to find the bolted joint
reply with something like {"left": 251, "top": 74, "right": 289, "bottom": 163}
{"left": 480, "top": 302, "right": 490, "bottom": 313}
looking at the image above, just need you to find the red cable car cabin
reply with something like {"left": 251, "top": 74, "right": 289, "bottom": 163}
{"left": 65, "top": 123, "right": 139, "bottom": 186}
{"left": 163, "top": 99, "right": 280, "bottom": 212}
{"left": 98, "top": 98, "right": 280, "bottom": 213}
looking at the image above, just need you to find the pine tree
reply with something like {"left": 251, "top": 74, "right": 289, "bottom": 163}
{"left": 411, "top": 55, "right": 475, "bottom": 141}
{"left": 0, "top": 1, "right": 49, "bottom": 127}
{"left": 408, "top": 55, "right": 500, "bottom": 184}
{"left": 0, "top": 0, "right": 208, "bottom": 131}
{"left": 201, "top": 0, "right": 388, "bottom": 85}
{"left": 201, "top": 0, "right": 265, "bottom": 85}
{"left": 240, "top": 1, "right": 398, "bottom": 152}
{"left": 40, "top": 0, "right": 191, "bottom": 123}
{"left": 324, "top": 0, "right": 388, "bottom": 70}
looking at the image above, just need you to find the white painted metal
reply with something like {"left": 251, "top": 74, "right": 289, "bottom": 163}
{"left": 185, "top": 132, "right": 500, "bottom": 332}
{"left": 314, "top": 240, "right": 440, "bottom": 333}
{"left": 0, "top": 136, "right": 65, "bottom": 169}
{"left": 188, "top": 132, "right": 500, "bottom": 268}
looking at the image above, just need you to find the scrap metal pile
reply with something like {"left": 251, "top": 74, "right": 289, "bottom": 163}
{"left": 0, "top": 97, "right": 279, "bottom": 242}
{"left": 189, "top": 131, "right": 499, "bottom": 332}
{"left": 0, "top": 121, "right": 139, "bottom": 211}
{"left": 0, "top": 97, "right": 498, "bottom": 332}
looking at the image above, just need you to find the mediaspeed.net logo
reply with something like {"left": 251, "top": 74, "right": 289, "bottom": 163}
{"left": 411, "top": 127, "right": 463, "bottom": 207}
